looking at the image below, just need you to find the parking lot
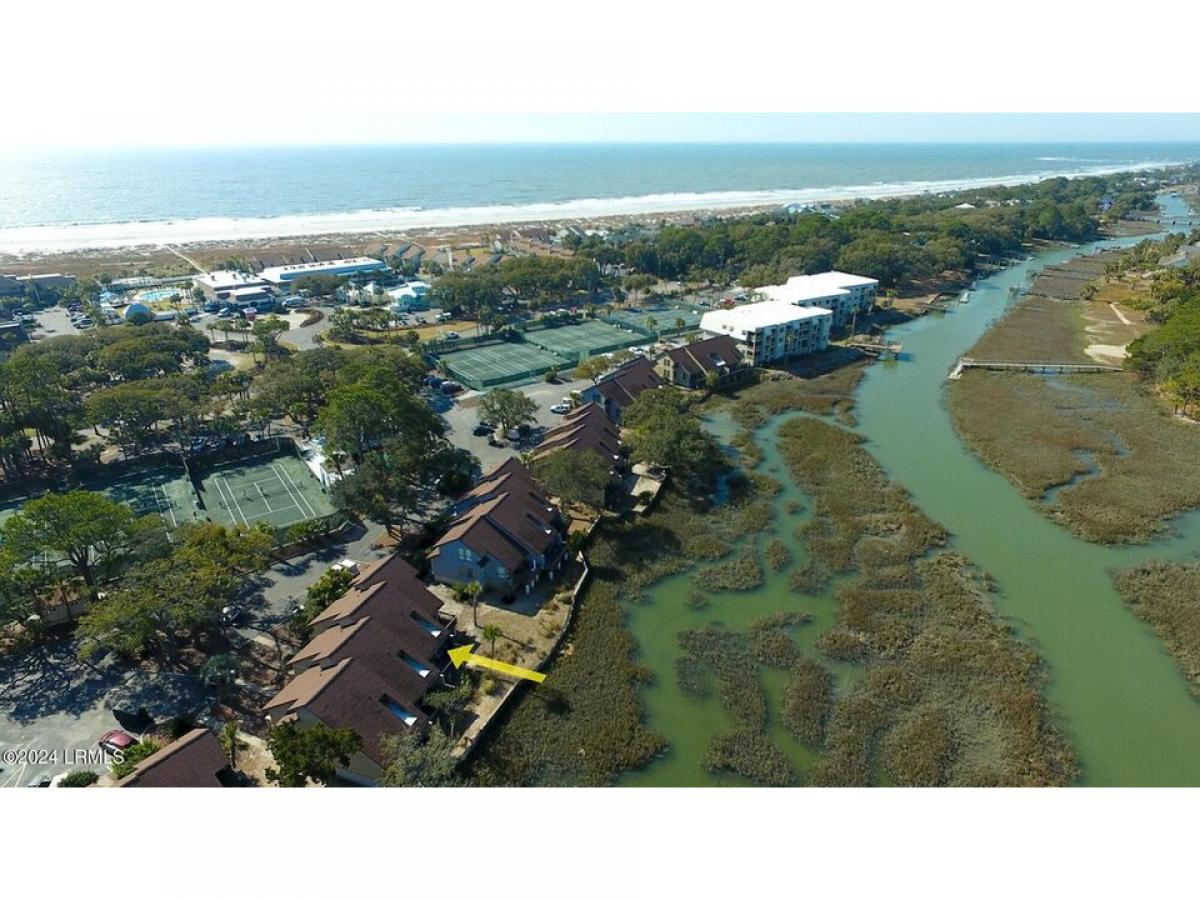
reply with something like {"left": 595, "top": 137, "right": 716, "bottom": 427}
{"left": 0, "top": 641, "right": 206, "bottom": 787}
{"left": 440, "top": 375, "right": 593, "bottom": 470}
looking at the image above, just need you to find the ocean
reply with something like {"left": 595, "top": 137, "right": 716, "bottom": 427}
{"left": 1, "top": 142, "right": 1198, "bottom": 254}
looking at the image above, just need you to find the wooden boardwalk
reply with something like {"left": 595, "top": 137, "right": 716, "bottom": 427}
{"left": 949, "top": 357, "right": 1123, "bottom": 380}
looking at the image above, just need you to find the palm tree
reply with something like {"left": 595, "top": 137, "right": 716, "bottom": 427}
{"left": 220, "top": 720, "right": 240, "bottom": 767}
{"left": 454, "top": 580, "right": 484, "bottom": 629}
{"left": 481, "top": 623, "right": 503, "bottom": 657}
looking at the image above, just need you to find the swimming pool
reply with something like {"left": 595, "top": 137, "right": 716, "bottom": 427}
{"left": 136, "top": 287, "right": 183, "bottom": 303}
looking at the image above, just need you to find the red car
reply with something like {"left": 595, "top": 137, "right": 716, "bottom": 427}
{"left": 98, "top": 730, "right": 137, "bottom": 754}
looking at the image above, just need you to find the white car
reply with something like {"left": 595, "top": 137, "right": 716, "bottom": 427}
{"left": 550, "top": 402, "right": 571, "bottom": 414}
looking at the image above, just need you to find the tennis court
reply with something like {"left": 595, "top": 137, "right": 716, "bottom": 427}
{"left": 88, "top": 469, "right": 198, "bottom": 530}
{"left": 440, "top": 342, "right": 567, "bottom": 389}
{"left": 523, "top": 320, "right": 644, "bottom": 362}
{"left": 197, "top": 454, "right": 335, "bottom": 531}
{"left": 607, "top": 306, "right": 703, "bottom": 334}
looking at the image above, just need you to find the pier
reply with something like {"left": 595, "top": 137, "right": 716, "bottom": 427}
{"left": 949, "top": 357, "right": 1124, "bottom": 380}
{"left": 845, "top": 337, "right": 902, "bottom": 358}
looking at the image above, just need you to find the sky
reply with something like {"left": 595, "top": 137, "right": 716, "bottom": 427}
{"left": 6, "top": 1, "right": 1199, "bottom": 148}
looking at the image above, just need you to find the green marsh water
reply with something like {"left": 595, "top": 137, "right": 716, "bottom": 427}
{"left": 623, "top": 195, "right": 1200, "bottom": 786}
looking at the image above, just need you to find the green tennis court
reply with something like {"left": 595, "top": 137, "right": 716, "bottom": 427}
{"left": 89, "top": 469, "right": 198, "bottom": 530}
{"left": 523, "top": 320, "right": 643, "bottom": 361}
{"left": 440, "top": 342, "right": 567, "bottom": 389}
{"left": 197, "top": 454, "right": 334, "bottom": 531}
{"left": 607, "top": 306, "right": 703, "bottom": 333}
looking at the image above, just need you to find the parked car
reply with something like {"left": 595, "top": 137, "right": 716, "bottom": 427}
{"left": 98, "top": 729, "right": 137, "bottom": 755}
{"left": 217, "top": 307, "right": 233, "bottom": 318}
{"left": 550, "top": 401, "right": 571, "bottom": 414}
{"left": 282, "top": 297, "right": 307, "bottom": 310}
{"left": 440, "top": 381, "right": 463, "bottom": 396}
{"left": 220, "top": 605, "right": 245, "bottom": 626}
{"left": 472, "top": 422, "right": 492, "bottom": 436}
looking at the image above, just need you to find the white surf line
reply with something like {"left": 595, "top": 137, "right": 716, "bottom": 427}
{"left": 274, "top": 464, "right": 318, "bottom": 519}
{"left": 1109, "top": 303, "right": 1133, "bottom": 326}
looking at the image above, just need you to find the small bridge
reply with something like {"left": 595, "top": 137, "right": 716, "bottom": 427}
{"left": 949, "top": 357, "right": 1124, "bottom": 380}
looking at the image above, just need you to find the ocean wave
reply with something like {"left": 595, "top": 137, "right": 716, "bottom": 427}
{"left": 0, "top": 159, "right": 1186, "bottom": 255}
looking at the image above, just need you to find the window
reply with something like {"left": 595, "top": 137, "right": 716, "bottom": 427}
{"left": 399, "top": 652, "right": 432, "bottom": 678}
{"left": 411, "top": 611, "right": 441, "bottom": 637}
{"left": 382, "top": 696, "right": 418, "bottom": 727}
{"left": 457, "top": 546, "right": 474, "bottom": 562}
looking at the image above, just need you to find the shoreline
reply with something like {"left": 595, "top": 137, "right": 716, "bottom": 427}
{"left": 1, "top": 159, "right": 1189, "bottom": 273}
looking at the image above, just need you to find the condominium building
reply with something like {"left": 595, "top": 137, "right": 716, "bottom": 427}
{"left": 699, "top": 301, "right": 832, "bottom": 366}
{"left": 754, "top": 270, "right": 878, "bottom": 327}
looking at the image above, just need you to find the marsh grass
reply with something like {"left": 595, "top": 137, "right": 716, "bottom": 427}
{"left": 728, "top": 363, "right": 868, "bottom": 427}
{"left": 950, "top": 371, "right": 1200, "bottom": 542}
{"left": 776, "top": 418, "right": 1077, "bottom": 786}
{"left": 781, "top": 658, "right": 833, "bottom": 745}
{"left": 692, "top": 545, "right": 764, "bottom": 593}
{"left": 950, "top": 250, "right": 1200, "bottom": 543}
{"left": 1113, "top": 562, "right": 1200, "bottom": 690}
{"left": 765, "top": 539, "right": 793, "bottom": 572}
{"left": 473, "top": 473, "right": 779, "bottom": 785}
{"left": 703, "top": 728, "right": 799, "bottom": 786}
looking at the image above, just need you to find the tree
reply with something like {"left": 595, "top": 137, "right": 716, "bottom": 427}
{"left": 290, "top": 274, "right": 346, "bottom": 298}
{"left": 477, "top": 388, "right": 538, "bottom": 434}
{"left": 623, "top": 388, "right": 723, "bottom": 487}
{"left": 266, "top": 721, "right": 363, "bottom": 787}
{"left": 379, "top": 728, "right": 462, "bottom": 787}
{"left": 455, "top": 580, "right": 483, "bottom": 629}
{"left": 573, "top": 355, "right": 611, "bottom": 385}
{"left": 75, "top": 523, "right": 271, "bottom": 663}
{"left": 533, "top": 447, "right": 611, "bottom": 508}
{"left": 298, "top": 565, "right": 357, "bottom": 625}
{"left": 481, "top": 623, "right": 503, "bottom": 657}
{"left": 1, "top": 491, "right": 158, "bottom": 599}
{"left": 250, "top": 315, "right": 291, "bottom": 363}
{"left": 622, "top": 273, "right": 656, "bottom": 306}
{"left": 220, "top": 720, "right": 241, "bottom": 767}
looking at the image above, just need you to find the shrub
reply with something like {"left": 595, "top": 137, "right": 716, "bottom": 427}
{"left": 58, "top": 770, "right": 99, "bottom": 788}
{"left": 111, "top": 739, "right": 163, "bottom": 780}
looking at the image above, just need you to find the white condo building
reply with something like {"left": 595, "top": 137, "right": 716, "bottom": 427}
{"left": 754, "top": 270, "right": 878, "bottom": 327}
{"left": 699, "top": 301, "right": 832, "bottom": 366}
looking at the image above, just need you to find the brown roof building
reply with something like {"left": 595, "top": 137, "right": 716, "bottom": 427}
{"left": 263, "top": 554, "right": 456, "bottom": 785}
{"left": 428, "top": 460, "right": 565, "bottom": 591}
{"left": 530, "top": 403, "right": 622, "bottom": 464}
{"left": 116, "top": 728, "right": 233, "bottom": 788}
{"left": 580, "top": 356, "right": 664, "bottom": 421}
{"left": 656, "top": 335, "right": 748, "bottom": 390}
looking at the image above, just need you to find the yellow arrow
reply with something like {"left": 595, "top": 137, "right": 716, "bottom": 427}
{"left": 448, "top": 644, "right": 546, "bottom": 683}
